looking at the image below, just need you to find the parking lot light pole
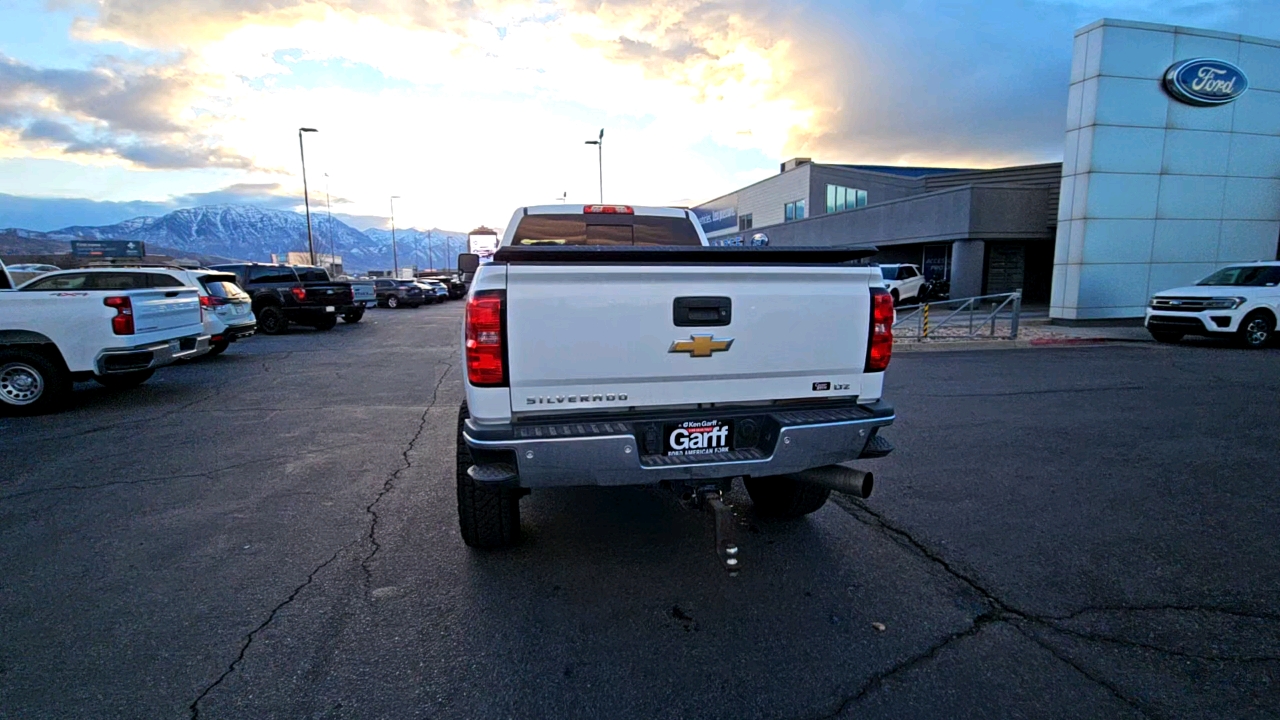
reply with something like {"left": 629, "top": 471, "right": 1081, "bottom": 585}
{"left": 390, "top": 195, "right": 401, "bottom": 279}
{"left": 324, "top": 172, "right": 335, "bottom": 273}
{"left": 584, "top": 128, "right": 603, "bottom": 203}
{"left": 298, "top": 127, "right": 319, "bottom": 265}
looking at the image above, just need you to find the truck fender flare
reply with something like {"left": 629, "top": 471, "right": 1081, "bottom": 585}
{"left": 0, "top": 331, "right": 70, "bottom": 371}
{"left": 0, "top": 329, "right": 55, "bottom": 345}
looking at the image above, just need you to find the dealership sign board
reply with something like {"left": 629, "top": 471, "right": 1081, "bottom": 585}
{"left": 70, "top": 240, "right": 145, "bottom": 258}
{"left": 694, "top": 203, "right": 738, "bottom": 233}
{"left": 1164, "top": 58, "right": 1248, "bottom": 106}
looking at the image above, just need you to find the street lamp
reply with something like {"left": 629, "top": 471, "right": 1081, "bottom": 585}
{"left": 390, "top": 195, "right": 401, "bottom": 279}
{"left": 324, "top": 172, "right": 335, "bottom": 273}
{"left": 298, "top": 127, "right": 318, "bottom": 265}
{"left": 584, "top": 128, "right": 603, "bottom": 203}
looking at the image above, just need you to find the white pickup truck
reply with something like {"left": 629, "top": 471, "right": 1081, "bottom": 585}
{"left": 0, "top": 261, "right": 210, "bottom": 414}
{"left": 455, "top": 205, "right": 896, "bottom": 557}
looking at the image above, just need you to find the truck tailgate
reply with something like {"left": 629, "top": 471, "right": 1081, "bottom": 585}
{"left": 131, "top": 290, "right": 202, "bottom": 333}
{"left": 505, "top": 264, "right": 875, "bottom": 413}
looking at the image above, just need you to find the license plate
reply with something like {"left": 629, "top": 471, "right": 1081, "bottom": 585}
{"left": 663, "top": 419, "right": 734, "bottom": 457}
{"left": 168, "top": 339, "right": 180, "bottom": 353}
{"left": 325, "top": 306, "right": 335, "bottom": 312}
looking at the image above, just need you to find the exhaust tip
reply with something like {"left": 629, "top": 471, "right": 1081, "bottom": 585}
{"left": 859, "top": 471, "right": 874, "bottom": 499}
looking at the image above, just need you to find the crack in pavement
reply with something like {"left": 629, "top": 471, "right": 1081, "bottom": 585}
{"left": 822, "top": 495, "right": 1249, "bottom": 718}
{"left": 813, "top": 611, "right": 1003, "bottom": 720}
{"left": 0, "top": 450, "right": 330, "bottom": 501}
{"left": 359, "top": 361, "right": 453, "bottom": 591}
{"left": 187, "top": 538, "right": 360, "bottom": 719}
{"left": 1010, "top": 623, "right": 1156, "bottom": 719}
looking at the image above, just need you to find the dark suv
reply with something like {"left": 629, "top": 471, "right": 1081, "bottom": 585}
{"left": 210, "top": 263, "right": 354, "bottom": 334}
{"left": 373, "top": 279, "right": 426, "bottom": 309}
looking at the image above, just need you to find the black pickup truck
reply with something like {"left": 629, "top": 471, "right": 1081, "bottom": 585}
{"left": 210, "top": 262, "right": 354, "bottom": 334}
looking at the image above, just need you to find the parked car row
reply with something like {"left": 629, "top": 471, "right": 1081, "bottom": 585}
{"left": 371, "top": 277, "right": 455, "bottom": 308}
{"left": 0, "top": 259, "right": 400, "bottom": 415}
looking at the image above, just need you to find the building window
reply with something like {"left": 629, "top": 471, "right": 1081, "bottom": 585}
{"left": 784, "top": 199, "right": 806, "bottom": 222}
{"left": 826, "top": 184, "right": 868, "bottom": 213}
{"left": 738, "top": 214, "right": 753, "bottom": 231}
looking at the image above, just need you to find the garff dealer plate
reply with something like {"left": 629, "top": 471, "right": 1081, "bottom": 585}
{"left": 664, "top": 419, "right": 733, "bottom": 457}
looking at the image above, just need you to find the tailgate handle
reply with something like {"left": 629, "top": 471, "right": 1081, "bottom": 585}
{"left": 673, "top": 297, "right": 731, "bottom": 327}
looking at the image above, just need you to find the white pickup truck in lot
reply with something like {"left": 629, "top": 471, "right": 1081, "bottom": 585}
{"left": 0, "top": 262, "right": 210, "bottom": 414}
{"left": 455, "top": 205, "right": 897, "bottom": 560}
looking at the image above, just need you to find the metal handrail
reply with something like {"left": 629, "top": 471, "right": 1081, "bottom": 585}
{"left": 893, "top": 291, "right": 1022, "bottom": 341}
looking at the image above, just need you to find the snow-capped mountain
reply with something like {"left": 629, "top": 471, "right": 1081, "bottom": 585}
{"left": 2, "top": 205, "right": 467, "bottom": 273}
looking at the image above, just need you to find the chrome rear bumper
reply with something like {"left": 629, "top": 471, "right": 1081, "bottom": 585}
{"left": 95, "top": 334, "right": 211, "bottom": 374}
{"left": 463, "top": 403, "right": 895, "bottom": 488}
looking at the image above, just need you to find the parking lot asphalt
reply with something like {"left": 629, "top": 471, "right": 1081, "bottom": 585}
{"left": 1, "top": 305, "right": 1277, "bottom": 720}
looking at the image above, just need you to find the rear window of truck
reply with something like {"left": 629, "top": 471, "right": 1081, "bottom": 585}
{"left": 512, "top": 214, "right": 701, "bottom": 247}
{"left": 22, "top": 272, "right": 182, "bottom": 290}
{"left": 248, "top": 266, "right": 299, "bottom": 284}
{"left": 294, "top": 267, "right": 331, "bottom": 282}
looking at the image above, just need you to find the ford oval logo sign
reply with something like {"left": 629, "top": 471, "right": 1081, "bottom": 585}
{"left": 1164, "top": 58, "right": 1248, "bottom": 106}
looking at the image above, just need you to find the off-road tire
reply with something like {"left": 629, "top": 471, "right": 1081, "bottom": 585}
{"left": 208, "top": 340, "right": 230, "bottom": 356}
{"left": 314, "top": 315, "right": 338, "bottom": 331}
{"left": 745, "top": 475, "right": 832, "bottom": 519}
{"left": 94, "top": 368, "right": 155, "bottom": 389}
{"left": 342, "top": 308, "right": 365, "bottom": 323}
{"left": 258, "top": 306, "right": 288, "bottom": 334}
{"left": 0, "top": 348, "right": 70, "bottom": 415}
{"left": 1150, "top": 331, "right": 1184, "bottom": 344}
{"left": 456, "top": 402, "right": 521, "bottom": 548}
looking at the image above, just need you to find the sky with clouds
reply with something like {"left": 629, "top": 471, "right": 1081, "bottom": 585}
{"left": 1, "top": 0, "right": 1278, "bottom": 232}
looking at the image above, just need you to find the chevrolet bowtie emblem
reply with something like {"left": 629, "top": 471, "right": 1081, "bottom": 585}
{"left": 669, "top": 335, "right": 734, "bottom": 357}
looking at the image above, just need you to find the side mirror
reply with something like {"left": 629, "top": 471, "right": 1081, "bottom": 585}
{"left": 457, "top": 253, "right": 480, "bottom": 273}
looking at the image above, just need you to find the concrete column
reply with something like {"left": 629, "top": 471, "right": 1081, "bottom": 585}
{"left": 950, "top": 240, "right": 986, "bottom": 299}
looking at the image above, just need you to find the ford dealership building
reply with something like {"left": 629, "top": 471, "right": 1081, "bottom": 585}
{"left": 693, "top": 19, "right": 1280, "bottom": 321}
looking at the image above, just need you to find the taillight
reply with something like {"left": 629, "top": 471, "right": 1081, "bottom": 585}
{"left": 465, "top": 290, "right": 506, "bottom": 386}
{"left": 583, "top": 205, "right": 633, "bottom": 214}
{"left": 290, "top": 286, "right": 307, "bottom": 301}
{"left": 104, "top": 296, "right": 134, "bottom": 335}
{"left": 200, "top": 295, "right": 229, "bottom": 307}
{"left": 865, "top": 287, "right": 893, "bottom": 372}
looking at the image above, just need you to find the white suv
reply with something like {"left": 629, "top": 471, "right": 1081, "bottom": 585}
{"left": 877, "top": 264, "right": 925, "bottom": 305}
{"left": 1146, "top": 262, "right": 1280, "bottom": 348}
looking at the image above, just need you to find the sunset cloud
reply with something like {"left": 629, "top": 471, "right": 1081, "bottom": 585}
{"left": 2, "top": 0, "right": 1278, "bottom": 230}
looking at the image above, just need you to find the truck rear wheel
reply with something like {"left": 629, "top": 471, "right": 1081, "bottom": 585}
{"left": 456, "top": 402, "right": 521, "bottom": 548}
{"left": 0, "top": 348, "right": 70, "bottom": 415}
{"left": 744, "top": 475, "right": 832, "bottom": 518}
{"left": 313, "top": 314, "right": 338, "bottom": 331}
{"left": 258, "top": 306, "right": 288, "bottom": 334}
{"left": 342, "top": 308, "right": 365, "bottom": 323}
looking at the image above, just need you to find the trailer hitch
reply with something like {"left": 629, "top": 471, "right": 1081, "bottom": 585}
{"left": 696, "top": 486, "right": 740, "bottom": 575}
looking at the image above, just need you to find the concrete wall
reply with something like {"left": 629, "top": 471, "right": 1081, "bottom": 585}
{"left": 700, "top": 164, "right": 811, "bottom": 238}
{"left": 1052, "top": 19, "right": 1280, "bottom": 320}
{"left": 807, "top": 166, "right": 920, "bottom": 219}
